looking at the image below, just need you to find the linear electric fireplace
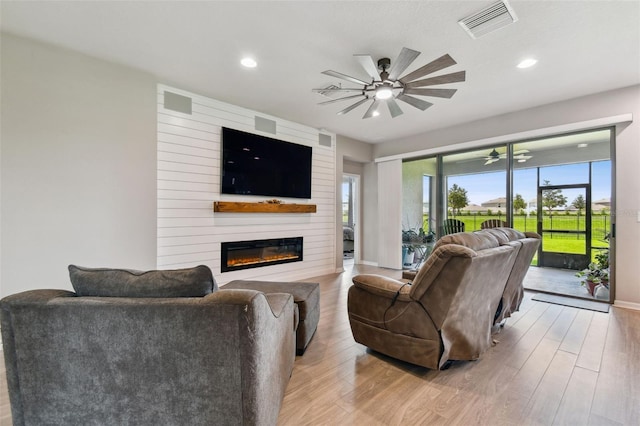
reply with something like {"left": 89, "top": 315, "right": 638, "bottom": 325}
{"left": 221, "top": 237, "right": 303, "bottom": 272}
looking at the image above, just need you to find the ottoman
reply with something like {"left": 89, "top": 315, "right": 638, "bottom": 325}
{"left": 224, "top": 280, "right": 320, "bottom": 355}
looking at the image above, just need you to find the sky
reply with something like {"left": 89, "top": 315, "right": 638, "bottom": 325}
{"left": 440, "top": 160, "right": 611, "bottom": 207}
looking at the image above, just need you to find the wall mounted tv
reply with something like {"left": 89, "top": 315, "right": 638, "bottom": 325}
{"left": 221, "top": 127, "right": 313, "bottom": 199}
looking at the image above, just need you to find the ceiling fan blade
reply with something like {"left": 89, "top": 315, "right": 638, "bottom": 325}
{"left": 337, "top": 97, "right": 370, "bottom": 115}
{"left": 396, "top": 93, "right": 433, "bottom": 111}
{"left": 363, "top": 99, "right": 382, "bottom": 119}
{"left": 405, "top": 71, "right": 467, "bottom": 88}
{"left": 399, "top": 54, "right": 457, "bottom": 83}
{"left": 387, "top": 47, "right": 421, "bottom": 81}
{"left": 318, "top": 94, "right": 365, "bottom": 105}
{"left": 484, "top": 158, "right": 499, "bottom": 165}
{"left": 513, "top": 149, "right": 531, "bottom": 155}
{"left": 322, "top": 70, "right": 370, "bottom": 86}
{"left": 354, "top": 55, "right": 380, "bottom": 80}
{"left": 312, "top": 88, "right": 364, "bottom": 93}
{"left": 387, "top": 98, "right": 403, "bottom": 118}
{"left": 402, "top": 88, "right": 458, "bottom": 99}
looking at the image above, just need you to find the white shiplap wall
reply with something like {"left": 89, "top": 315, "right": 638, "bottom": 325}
{"left": 157, "top": 85, "right": 336, "bottom": 284}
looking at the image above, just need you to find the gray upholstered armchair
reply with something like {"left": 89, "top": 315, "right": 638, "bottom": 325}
{"left": 1, "top": 265, "right": 296, "bottom": 426}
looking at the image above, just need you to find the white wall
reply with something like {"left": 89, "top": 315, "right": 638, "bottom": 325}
{"left": 377, "top": 160, "right": 403, "bottom": 269}
{"left": 0, "top": 34, "right": 157, "bottom": 297}
{"left": 371, "top": 85, "right": 640, "bottom": 308}
{"left": 402, "top": 161, "right": 427, "bottom": 231}
{"left": 361, "top": 161, "right": 378, "bottom": 264}
{"left": 157, "top": 86, "right": 336, "bottom": 284}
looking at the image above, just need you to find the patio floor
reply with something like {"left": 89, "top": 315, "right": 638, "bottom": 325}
{"left": 523, "top": 265, "right": 596, "bottom": 300}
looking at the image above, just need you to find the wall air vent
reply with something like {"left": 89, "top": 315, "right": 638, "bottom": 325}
{"left": 459, "top": 0, "right": 518, "bottom": 39}
{"left": 254, "top": 116, "right": 276, "bottom": 134}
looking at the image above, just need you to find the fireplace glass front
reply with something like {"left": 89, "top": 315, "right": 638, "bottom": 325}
{"left": 221, "top": 237, "right": 303, "bottom": 272}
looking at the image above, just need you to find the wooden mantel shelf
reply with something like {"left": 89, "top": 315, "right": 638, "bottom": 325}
{"left": 213, "top": 201, "right": 317, "bottom": 213}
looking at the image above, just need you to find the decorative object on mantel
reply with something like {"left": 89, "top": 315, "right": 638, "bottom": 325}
{"left": 213, "top": 201, "right": 316, "bottom": 213}
{"left": 262, "top": 199, "right": 282, "bottom": 204}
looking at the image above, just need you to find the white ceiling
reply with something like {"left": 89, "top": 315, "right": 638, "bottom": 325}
{"left": 2, "top": 1, "right": 639, "bottom": 144}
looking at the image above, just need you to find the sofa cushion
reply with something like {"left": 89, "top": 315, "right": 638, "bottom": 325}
{"left": 68, "top": 264, "right": 217, "bottom": 297}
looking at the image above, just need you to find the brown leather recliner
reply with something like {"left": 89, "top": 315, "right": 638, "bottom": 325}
{"left": 348, "top": 230, "right": 524, "bottom": 369}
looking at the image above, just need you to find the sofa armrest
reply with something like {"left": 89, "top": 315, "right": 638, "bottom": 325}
{"left": 352, "top": 274, "right": 412, "bottom": 301}
{"left": 1, "top": 289, "right": 76, "bottom": 306}
{"left": 524, "top": 231, "right": 541, "bottom": 239}
{"left": 208, "top": 289, "right": 292, "bottom": 318}
{"left": 1, "top": 290, "right": 77, "bottom": 426}
{"left": 263, "top": 293, "right": 294, "bottom": 318}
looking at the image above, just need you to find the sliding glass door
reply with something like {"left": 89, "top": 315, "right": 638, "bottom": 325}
{"left": 400, "top": 128, "right": 613, "bottom": 302}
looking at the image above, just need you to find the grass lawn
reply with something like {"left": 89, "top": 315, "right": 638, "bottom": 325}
{"left": 422, "top": 214, "right": 610, "bottom": 263}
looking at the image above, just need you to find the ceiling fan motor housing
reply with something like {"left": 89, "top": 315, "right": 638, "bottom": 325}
{"left": 377, "top": 57, "right": 391, "bottom": 71}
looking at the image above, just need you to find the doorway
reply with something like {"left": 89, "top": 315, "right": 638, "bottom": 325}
{"left": 537, "top": 183, "right": 591, "bottom": 271}
{"left": 342, "top": 174, "right": 360, "bottom": 263}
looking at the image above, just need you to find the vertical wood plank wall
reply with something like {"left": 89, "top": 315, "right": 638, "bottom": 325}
{"left": 157, "top": 85, "right": 336, "bottom": 284}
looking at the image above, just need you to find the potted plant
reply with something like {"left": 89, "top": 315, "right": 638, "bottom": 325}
{"left": 575, "top": 249, "right": 609, "bottom": 296}
{"left": 403, "top": 244, "right": 415, "bottom": 265}
{"left": 402, "top": 226, "right": 434, "bottom": 244}
{"left": 402, "top": 225, "right": 435, "bottom": 267}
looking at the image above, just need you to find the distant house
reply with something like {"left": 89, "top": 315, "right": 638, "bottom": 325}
{"left": 461, "top": 203, "right": 486, "bottom": 213}
{"left": 593, "top": 198, "right": 610, "bottom": 208}
{"left": 457, "top": 197, "right": 609, "bottom": 215}
{"left": 481, "top": 197, "right": 507, "bottom": 209}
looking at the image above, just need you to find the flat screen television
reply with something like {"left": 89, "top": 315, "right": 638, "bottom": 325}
{"left": 221, "top": 127, "right": 312, "bottom": 199}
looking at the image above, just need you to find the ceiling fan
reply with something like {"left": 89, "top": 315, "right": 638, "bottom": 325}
{"left": 312, "top": 47, "right": 466, "bottom": 119}
{"left": 483, "top": 148, "right": 532, "bottom": 165}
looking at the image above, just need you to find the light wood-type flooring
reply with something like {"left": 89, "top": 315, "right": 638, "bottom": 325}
{"left": 1, "top": 263, "right": 639, "bottom": 425}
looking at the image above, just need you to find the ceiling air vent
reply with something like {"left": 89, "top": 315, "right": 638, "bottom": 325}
{"left": 459, "top": 0, "right": 518, "bottom": 39}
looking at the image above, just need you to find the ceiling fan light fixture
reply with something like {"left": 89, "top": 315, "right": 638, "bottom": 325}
{"left": 372, "top": 110, "right": 380, "bottom": 117}
{"left": 375, "top": 85, "right": 393, "bottom": 100}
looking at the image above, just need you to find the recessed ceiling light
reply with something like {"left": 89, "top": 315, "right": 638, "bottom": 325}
{"left": 241, "top": 57, "right": 257, "bottom": 68}
{"left": 517, "top": 58, "right": 537, "bottom": 69}
{"left": 578, "top": 143, "right": 588, "bottom": 148}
